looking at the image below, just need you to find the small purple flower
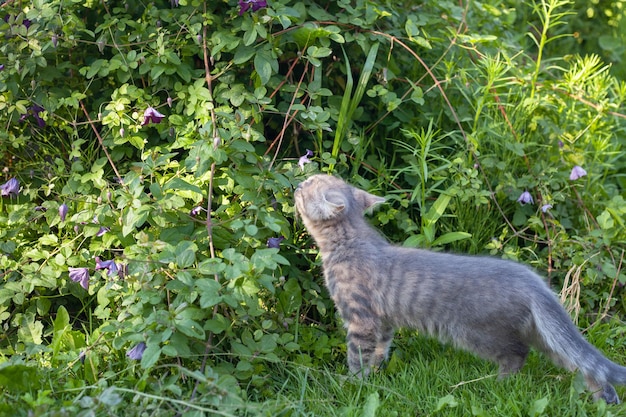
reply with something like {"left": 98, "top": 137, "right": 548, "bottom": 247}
{"left": 126, "top": 342, "right": 147, "bottom": 360}
{"left": 238, "top": 0, "right": 268, "bottom": 15}
{"left": 51, "top": 34, "right": 58, "bottom": 48}
{"left": 69, "top": 267, "right": 90, "bottom": 290}
{"left": 20, "top": 104, "right": 45, "bottom": 128}
{"left": 267, "top": 236, "right": 284, "bottom": 249}
{"left": 141, "top": 106, "right": 165, "bottom": 126}
{"left": 298, "top": 149, "right": 314, "bottom": 169}
{"left": 95, "top": 256, "right": 118, "bottom": 276}
{"left": 59, "top": 203, "right": 69, "bottom": 221}
{"left": 190, "top": 206, "right": 203, "bottom": 217}
{"left": 541, "top": 204, "right": 553, "bottom": 213}
{"left": 96, "top": 226, "right": 110, "bottom": 237}
{"left": 0, "top": 178, "right": 19, "bottom": 197}
{"left": 0, "top": 64, "right": 4, "bottom": 71}
{"left": 517, "top": 191, "right": 533, "bottom": 205}
{"left": 569, "top": 165, "right": 587, "bottom": 181}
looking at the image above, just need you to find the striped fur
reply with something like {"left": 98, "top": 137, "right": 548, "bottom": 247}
{"left": 294, "top": 174, "right": 626, "bottom": 403}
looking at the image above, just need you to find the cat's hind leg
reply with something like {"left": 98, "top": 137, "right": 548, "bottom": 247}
{"left": 463, "top": 332, "right": 530, "bottom": 378}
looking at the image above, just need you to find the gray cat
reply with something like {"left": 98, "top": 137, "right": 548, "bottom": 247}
{"left": 294, "top": 174, "right": 626, "bottom": 403}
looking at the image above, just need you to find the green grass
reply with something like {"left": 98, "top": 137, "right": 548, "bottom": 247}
{"left": 2, "top": 326, "right": 625, "bottom": 416}
{"left": 255, "top": 331, "right": 626, "bottom": 417}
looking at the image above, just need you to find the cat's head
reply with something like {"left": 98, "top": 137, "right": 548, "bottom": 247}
{"left": 294, "top": 175, "right": 385, "bottom": 223}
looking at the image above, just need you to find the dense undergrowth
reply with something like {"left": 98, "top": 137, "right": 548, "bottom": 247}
{"left": 0, "top": 0, "right": 625, "bottom": 415}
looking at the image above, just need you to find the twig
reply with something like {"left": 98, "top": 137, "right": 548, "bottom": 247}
{"left": 78, "top": 100, "right": 127, "bottom": 191}
{"left": 449, "top": 373, "right": 497, "bottom": 390}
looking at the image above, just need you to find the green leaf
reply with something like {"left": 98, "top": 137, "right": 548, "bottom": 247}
{"left": 175, "top": 318, "right": 206, "bottom": 339}
{"left": 18, "top": 313, "right": 43, "bottom": 345}
{"left": 597, "top": 210, "right": 614, "bottom": 230}
{"left": 254, "top": 50, "right": 275, "bottom": 85}
{"left": 361, "top": 392, "right": 380, "bottom": 417}
{"left": 0, "top": 363, "right": 41, "bottom": 393}
{"left": 163, "top": 177, "right": 204, "bottom": 198}
{"left": 435, "top": 394, "right": 458, "bottom": 411}
{"left": 331, "top": 42, "right": 378, "bottom": 170}
{"left": 196, "top": 278, "right": 222, "bottom": 308}
{"left": 140, "top": 343, "right": 162, "bottom": 369}
{"left": 529, "top": 397, "right": 549, "bottom": 417}
{"left": 51, "top": 305, "right": 71, "bottom": 358}
{"left": 423, "top": 193, "right": 451, "bottom": 226}
{"left": 175, "top": 241, "right": 197, "bottom": 268}
{"left": 432, "top": 232, "right": 472, "bottom": 246}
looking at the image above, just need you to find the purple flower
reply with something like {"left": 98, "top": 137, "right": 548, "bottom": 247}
{"left": 190, "top": 206, "right": 203, "bottom": 217}
{"left": 96, "top": 226, "right": 109, "bottom": 237}
{"left": 126, "top": 342, "right": 147, "bottom": 360}
{"left": 541, "top": 204, "right": 553, "bottom": 213}
{"left": 569, "top": 165, "right": 587, "bottom": 181}
{"left": 238, "top": 0, "right": 268, "bottom": 15}
{"left": 517, "top": 191, "right": 533, "bottom": 205}
{"left": 0, "top": 178, "right": 19, "bottom": 197}
{"left": 20, "top": 104, "right": 45, "bottom": 128}
{"left": 59, "top": 203, "right": 69, "bottom": 221}
{"left": 298, "top": 149, "right": 314, "bottom": 169}
{"left": 267, "top": 236, "right": 284, "bottom": 249}
{"left": 141, "top": 106, "right": 165, "bottom": 126}
{"left": 95, "top": 256, "right": 118, "bottom": 276}
{"left": 0, "top": 64, "right": 4, "bottom": 71}
{"left": 69, "top": 267, "right": 90, "bottom": 290}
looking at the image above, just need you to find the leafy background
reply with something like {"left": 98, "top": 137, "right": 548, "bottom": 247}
{"left": 0, "top": 0, "right": 625, "bottom": 415}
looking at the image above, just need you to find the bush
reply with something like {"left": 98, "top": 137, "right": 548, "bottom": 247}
{"left": 0, "top": 0, "right": 624, "bottom": 414}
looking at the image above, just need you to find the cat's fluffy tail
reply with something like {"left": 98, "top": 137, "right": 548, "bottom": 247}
{"left": 530, "top": 291, "right": 626, "bottom": 402}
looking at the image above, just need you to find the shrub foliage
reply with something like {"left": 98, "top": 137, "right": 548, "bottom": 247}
{"left": 0, "top": 0, "right": 625, "bottom": 414}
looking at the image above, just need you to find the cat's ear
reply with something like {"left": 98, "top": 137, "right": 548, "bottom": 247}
{"left": 321, "top": 191, "right": 347, "bottom": 216}
{"left": 353, "top": 189, "right": 385, "bottom": 212}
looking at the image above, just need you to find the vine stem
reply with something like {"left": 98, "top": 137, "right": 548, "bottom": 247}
{"left": 185, "top": 2, "right": 222, "bottom": 409}
{"left": 78, "top": 100, "right": 127, "bottom": 193}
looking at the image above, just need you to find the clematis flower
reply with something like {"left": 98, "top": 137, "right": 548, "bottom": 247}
{"left": 69, "top": 267, "right": 90, "bottom": 290}
{"left": 126, "top": 342, "right": 147, "bottom": 360}
{"left": 267, "top": 236, "right": 284, "bottom": 249}
{"left": 238, "top": 0, "right": 268, "bottom": 15}
{"left": 19, "top": 104, "right": 45, "bottom": 128}
{"left": 95, "top": 256, "right": 119, "bottom": 276}
{"left": 190, "top": 206, "right": 203, "bottom": 217}
{"left": 59, "top": 203, "right": 69, "bottom": 221}
{"left": 0, "top": 178, "right": 19, "bottom": 197}
{"left": 541, "top": 204, "right": 553, "bottom": 213}
{"left": 569, "top": 165, "right": 587, "bottom": 181}
{"left": 141, "top": 106, "right": 165, "bottom": 126}
{"left": 96, "top": 226, "right": 109, "bottom": 237}
{"left": 517, "top": 191, "right": 533, "bottom": 205}
{"left": 298, "top": 149, "right": 314, "bottom": 169}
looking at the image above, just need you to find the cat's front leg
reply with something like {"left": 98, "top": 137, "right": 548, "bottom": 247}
{"left": 371, "top": 323, "right": 395, "bottom": 369}
{"left": 346, "top": 320, "right": 382, "bottom": 377}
